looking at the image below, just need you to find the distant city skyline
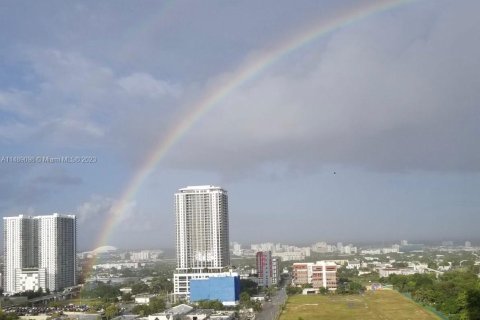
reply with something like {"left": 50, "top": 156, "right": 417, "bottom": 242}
{"left": 0, "top": 1, "right": 479, "bottom": 249}
{"left": 81, "top": 238, "right": 478, "bottom": 255}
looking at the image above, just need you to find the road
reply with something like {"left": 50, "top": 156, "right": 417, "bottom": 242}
{"left": 255, "top": 287, "right": 287, "bottom": 320}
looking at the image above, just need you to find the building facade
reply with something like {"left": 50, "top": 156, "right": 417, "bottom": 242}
{"left": 174, "top": 185, "right": 230, "bottom": 300}
{"left": 3, "top": 214, "right": 76, "bottom": 294}
{"left": 190, "top": 274, "right": 240, "bottom": 306}
{"left": 272, "top": 257, "right": 279, "bottom": 285}
{"left": 256, "top": 251, "right": 279, "bottom": 287}
{"left": 292, "top": 261, "right": 338, "bottom": 290}
{"left": 15, "top": 268, "right": 46, "bottom": 293}
{"left": 36, "top": 214, "right": 77, "bottom": 291}
{"left": 274, "top": 251, "right": 305, "bottom": 261}
{"left": 130, "top": 250, "right": 151, "bottom": 261}
{"left": 3, "top": 215, "right": 37, "bottom": 294}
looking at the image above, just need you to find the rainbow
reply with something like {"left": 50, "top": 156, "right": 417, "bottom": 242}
{"left": 92, "top": 0, "right": 416, "bottom": 255}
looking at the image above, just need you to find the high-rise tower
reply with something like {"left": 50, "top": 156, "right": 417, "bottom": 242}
{"left": 3, "top": 215, "right": 37, "bottom": 293}
{"left": 36, "top": 214, "right": 77, "bottom": 291}
{"left": 256, "top": 251, "right": 273, "bottom": 287}
{"left": 3, "top": 214, "right": 76, "bottom": 293}
{"left": 175, "top": 185, "right": 230, "bottom": 271}
{"left": 173, "top": 185, "right": 230, "bottom": 300}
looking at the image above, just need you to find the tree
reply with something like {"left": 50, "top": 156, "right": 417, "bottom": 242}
{"left": 286, "top": 286, "right": 302, "bottom": 295}
{"left": 132, "top": 305, "right": 151, "bottom": 316}
{"left": 104, "top": 304, "right": 120, "bottom": 320}
{"left": 414, "top": 288, "right": 436, "bottom": 304}
{"left": 240, "top": 279, "right": 258, "bottom": 296}
{"left": 131, "top": 282, "right": 150, "bottom": 295}
{"left": 319, "top": 287, "right": 328, "bottom": 295}
{"left": 386, "top": 270, "right": 480, "bottom": 318}
{"left": 457, "top": 288, "right": 480, "bottom": 320}
{"left": 348, "top": 281, "right": 365, "bottom": 294}
{"left": 149, "top": 297, "right": 166, "bottom": 313}
{"left": 121, "top": 268, "right": 134, "bottom": 277}
{"left": 150, "top": 277, "right": 173, "bottom": 293}
{"left": 0, "top": 311, "right": 19, "bottom": 320}
{"left": 197, "top": 300, "right": 224, "bottom": 310}
{"left": 337, "top": 266, "right": 359, "bottom": 279}
{"left": 252, "top": 300, "right": 262, "bottom": 312}
{"left": 240, "top": 292, "right": 251, "bottom": 305}
{"left": 337, "top": 280, "right": 365, "bottom": 294}
{"left": 121, "top": 292, "right": 133, "bottom": 302}
{"left": 80, "top": 282, "right": 121, "bottom": 302}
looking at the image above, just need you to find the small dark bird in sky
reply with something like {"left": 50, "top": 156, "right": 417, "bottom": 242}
{"left": 333, "top": 172, "right": 336, "bottom": 175}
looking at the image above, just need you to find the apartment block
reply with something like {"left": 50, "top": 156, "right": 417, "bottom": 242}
{"left": 292, "top": 261, "right": 338, "bottom": 290}
{"left": 3, "top": 214, "right": 76, "bottom": 294}
{"left": 173, "top": 185, "right": 230, "bottom": 301}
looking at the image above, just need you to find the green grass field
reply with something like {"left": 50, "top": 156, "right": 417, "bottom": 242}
{"left": 279, "top": 290, "right": 440, "bottom": 320}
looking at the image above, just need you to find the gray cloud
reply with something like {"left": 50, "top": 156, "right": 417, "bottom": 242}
{"left": 32, "top": 170, "right": 82, "bottom": 186}
{"left": 0, "top": 49, "right": 182, "bottom": 157}
{"left": 165, "top": 0, "right": 480, "bottom": 176}
{"left": 75, "top": 194, "right": 165, "bottom": 249}
{"left": 3, "top": 1, "right": 477, "bottom": 178}
{"left": 0, "top": 165, "right": 82, "bottom": 210}
{"left": 76, "top": 195, "right": 114, "bottom": 224}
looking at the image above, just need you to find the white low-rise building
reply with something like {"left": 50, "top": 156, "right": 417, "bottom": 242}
{"left": 346, "top": 261, "right": 361, "bottom": 269}
{"left": 275, "top": 251, "right": 305, "bottom": 261}
{"left": 148, "top": 304, "right": 193, "bottom": 320}
{"left": 361, "top": 249, "right": 382, "bottom": 255}
{"left": 135, "top": 294, "right": 157, "bottom": 305}
{"left": 92, "top": 262, "right": 140, "bottom": 270}
{"left": 209, "top": 311, "right": 235, "bottom": 320}
{"left": 378, "top": 267, "right": 422, "bottom": 277}
{"left": 130, "top": 251, "right": 150, "bottom": 261}
{"left": 120, "top": 287, "right": 132, "bottom": 294}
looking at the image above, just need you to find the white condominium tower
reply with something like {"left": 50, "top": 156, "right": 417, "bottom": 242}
{"left": 3, "top": 215, "right": 37, "bottom": 293}
{"left": 174, "top": 185, "right": 230, "bottom": 300}
{"left": 3, "top": 214, "right": 76, "bottom": 294}
{"left": 175, "top": 185, "right": 230, "bottom": 271}
{"left": 36, "top": 214, "right": 77, "bottom": 291}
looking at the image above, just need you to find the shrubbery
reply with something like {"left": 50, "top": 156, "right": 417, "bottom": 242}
{"left": 386, "top": 271, "right": 480, "bottom": 318}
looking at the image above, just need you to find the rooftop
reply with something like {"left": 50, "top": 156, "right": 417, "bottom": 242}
{"left": 151, "top": 304, "right": 193, "bottom": 316}
{"left": 179, "top": 185, "right": 224, "bottom": 191}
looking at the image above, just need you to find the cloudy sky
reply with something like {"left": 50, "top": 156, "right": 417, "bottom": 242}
{"left": 1, "top": 0, "right": 479, "bottom": 250}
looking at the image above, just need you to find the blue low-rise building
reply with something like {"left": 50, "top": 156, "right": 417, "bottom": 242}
{"left": 190, "top": 274, "right": 240, "bottom": 306}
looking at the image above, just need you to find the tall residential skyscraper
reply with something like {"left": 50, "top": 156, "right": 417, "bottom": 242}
{"left": 3, "top": 215, "right": 37, "bottom": 294}
{"left": 175, "top": 185, "right": 230, "bottom": 271}
{"left": 36, "top": 214, "right": 77, "bottom": 291}
{"left": 3, "top": 214, "right": 76, "bottom": 294}
{"left": 174, "top": 185, "right": 230, "bottom": 300}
